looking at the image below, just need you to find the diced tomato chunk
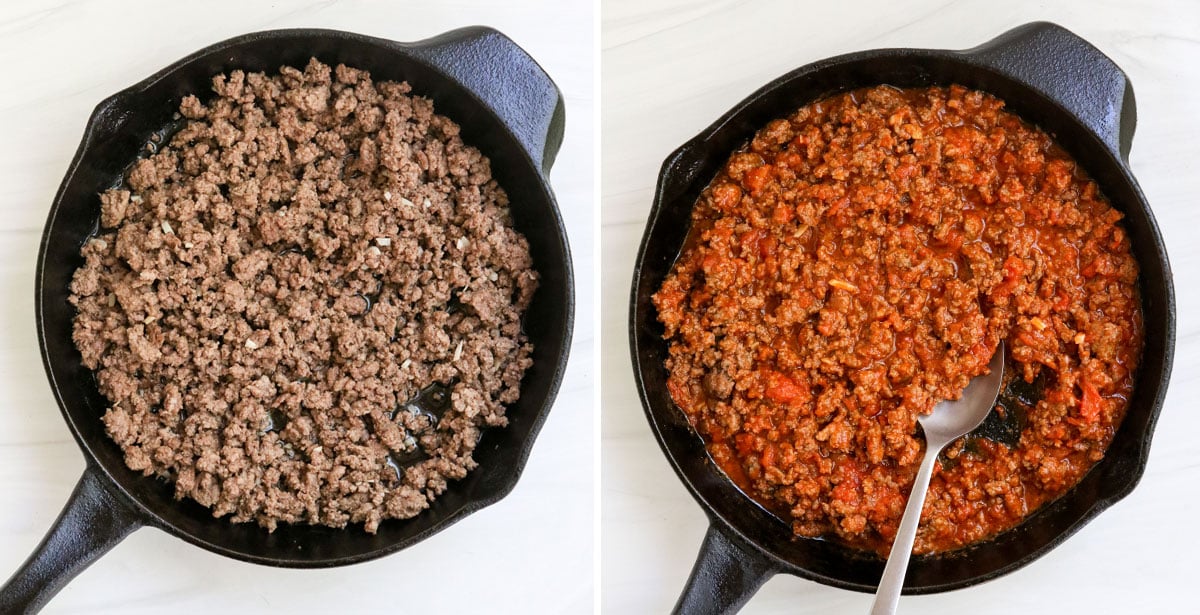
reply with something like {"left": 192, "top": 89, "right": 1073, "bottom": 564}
{"left": 772, "top": 204, "right": 792, "bottom": 225}
{"left": 761, "top": 444, "right": 778, "bottom": 469}
{"left": 1003, "top": 255, "right": 1026, "bottom": 277}
{"left": 764, "top": 370, "right": 808, "bottom": 404}
{"left": 734, "top": 433, "right": 756, "bottom": 456}
{"left": 758, "top": 234, "right": 776, "bottom": 260}
{"left": 743, "top": 165, "right": 773, "bottom": 195}
{"left": 777, "top": 151, "right": 805, "bottom": 170}
{"left": 994, "top": 255, "right": 1026, "bottom": 295}
{"left": 739, "top": 228, "right": 767, "bottom": 259}
{"left": 1080, "top": 378, "right": 1102, "bottom": 422}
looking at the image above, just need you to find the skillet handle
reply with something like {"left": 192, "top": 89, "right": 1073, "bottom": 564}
{"left": 407, "top": 26, "right": 566, "bottom": 175}
{"left": 0, "top": 464, "right": 144, "bottom": 614}
{"left": 966, "top": 21, "right": 1136, "bottom": 160}
{"left": 673, "top": 524, "right": 779, "bottom": 615}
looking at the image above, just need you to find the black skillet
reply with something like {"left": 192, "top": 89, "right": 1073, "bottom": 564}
{"left": 630, "top": 22, "right": 1174, "bottom": 614}
{"left": 0, "top": 26, "right": 573, "bottom": 613}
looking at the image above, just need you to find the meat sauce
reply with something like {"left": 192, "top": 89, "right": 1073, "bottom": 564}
{"left": 653, "top": 85, "right": 1142, "bottom": 554}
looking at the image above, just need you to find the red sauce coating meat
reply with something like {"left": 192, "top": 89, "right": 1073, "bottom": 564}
{"left": 653, "top": 85, "right": 1143, "bottom": 554}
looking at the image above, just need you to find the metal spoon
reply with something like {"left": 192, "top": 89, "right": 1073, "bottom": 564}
{"left": 869, "top": 342, "right": 1006, "bottom": 615}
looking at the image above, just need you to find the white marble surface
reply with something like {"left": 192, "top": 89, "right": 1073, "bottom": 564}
{"left": 0, "top": 1, "right": 593, "bottom": 613}
{"left": 602, "top": 1, "right": 1199, "bottom": 613}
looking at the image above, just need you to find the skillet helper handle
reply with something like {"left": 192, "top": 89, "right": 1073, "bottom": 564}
{"left": 967, "top": 21, "right": 1136, "bottom": 160}
{"left": 0, "top": 465, "right": 143, "bottom": 614}
{"left": 408, "top": 26, "right": 566, "bottom": 174}
{"left": 673, "top": 524, "right": 779, "bottom": 615}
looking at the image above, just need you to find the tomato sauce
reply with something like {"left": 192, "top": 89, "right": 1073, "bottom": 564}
{"left": 653, "top": 85, "right": 1143, "bottom": 554}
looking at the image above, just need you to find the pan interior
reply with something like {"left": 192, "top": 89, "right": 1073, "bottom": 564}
{"left": 633, "top": 51, "right": 1170, "bottom": 592}
{"left": 38, "top": 30, "right": 571, "bottom": 567}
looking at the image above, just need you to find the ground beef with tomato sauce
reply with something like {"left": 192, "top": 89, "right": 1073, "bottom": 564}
{"left": 653, "top": 85, "right": 1142, "bottom": 555}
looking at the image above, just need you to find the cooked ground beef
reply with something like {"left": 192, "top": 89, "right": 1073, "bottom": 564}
{"left": 654, "top": 85, "right": 1142, "bottom": 554}
{"left": 69, "top": 58, "right": 538, "bottom": 532}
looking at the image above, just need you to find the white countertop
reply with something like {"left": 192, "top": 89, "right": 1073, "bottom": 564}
{"left": 602, "top": 1, "right": 1199, "bottom": 613}
{"left": 0, "top": 1, "right": 593, "bottom": 613}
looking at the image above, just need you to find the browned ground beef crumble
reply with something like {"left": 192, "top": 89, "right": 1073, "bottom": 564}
{"left": 654, "top": 85, "right": 1142, "bottom": 554}
{"left": 69, "top": 58, "right": 538, "bottom": 532}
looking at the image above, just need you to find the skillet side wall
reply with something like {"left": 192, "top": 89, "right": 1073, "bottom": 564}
{"left": 633, "top": 52, "right": 1171, "bottom": 593}
{"left": 38, "top": 31, "right": 571, "bottom": 566}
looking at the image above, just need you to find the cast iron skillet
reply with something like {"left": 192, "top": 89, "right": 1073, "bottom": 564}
{"left": 630, "top": 22, "right": 1174, "bottom": 614}
{"left": 0, "top": 26, "right": 573, "bottom": 613}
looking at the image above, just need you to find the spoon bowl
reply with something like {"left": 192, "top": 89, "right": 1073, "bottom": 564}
{"left": 870, "top": 342, "right": 1006, "bottom": 614}
{"left": 919, "top": 345, "right": 1008, "bottom": 450}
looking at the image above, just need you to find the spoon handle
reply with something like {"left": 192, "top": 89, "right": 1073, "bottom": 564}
{"left": 869, "top": 442, "right": 943, "bottom": 615}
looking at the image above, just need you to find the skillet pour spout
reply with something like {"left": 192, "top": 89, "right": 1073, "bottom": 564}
{"left": 2, "top": 26, "right": 573, "bottom": 614}
{"left": 630, "top": 21, "right": 1173, "bottom": 614}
